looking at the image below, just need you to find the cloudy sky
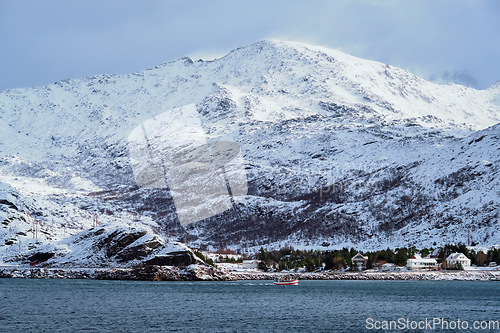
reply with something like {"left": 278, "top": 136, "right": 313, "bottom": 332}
{"left": 1, "top": 0, "right": 499, "bottom": 91}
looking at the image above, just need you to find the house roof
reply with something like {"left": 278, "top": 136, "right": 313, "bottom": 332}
{"left": 408, "top": 255, "right": 437, "bottom": 263}
{"left": 446, "top": 252, "right": 470, "bottom": 261}
{"left": 216, "top": 248, "right": 236, "bottom": 255}
{"left": 352, "top": 253, "right": 368, "bottom": 260}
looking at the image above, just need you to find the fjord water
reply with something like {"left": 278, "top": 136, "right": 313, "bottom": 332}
{"left": 1, "top": 279, "right": 500, "bottom": 332}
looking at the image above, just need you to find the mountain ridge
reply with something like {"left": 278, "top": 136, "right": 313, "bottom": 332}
{"left": 0, "top": 40, "right": 499, "bottom": 259}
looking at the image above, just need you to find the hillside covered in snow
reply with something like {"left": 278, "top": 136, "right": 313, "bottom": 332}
{"left": 1, "top": 40, "right": 499, "bottom": 262}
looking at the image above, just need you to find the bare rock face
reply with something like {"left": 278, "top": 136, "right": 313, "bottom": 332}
{"left": 116, "top": 236, "right": 164, "bottom": 262}
{"left": 103, "top": 229, "right": 148, "bottom": 257}
{"left": 144, "top": 251, "right": 197, "bottom": 267}
{"left": 27, "top": 252, "right": 55, "bottom": 263}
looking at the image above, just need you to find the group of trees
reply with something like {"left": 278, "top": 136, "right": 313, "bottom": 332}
{"left": 364, "top": 247, "right": 414, "bottom": 268}
{"left": 257, "top": 246, "right": 325, "bottom": 272}
{"left": 256, "top": 243, "right": 500, "bottom": 272}
{"left": 193, "top": 250, "right": 215, "bottom": 266}
{"left": 257, "top": 246, "right": 396, "bottom": 272}
{"left": 257, "top": 246, "right": 348, "bottom": 272}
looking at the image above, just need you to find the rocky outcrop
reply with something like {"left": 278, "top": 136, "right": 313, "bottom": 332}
{"left": 103, "top": 229, "right": 148, "bottom": 258}
{"left": 144, "top": 251, "right": 197, "bottom": 267}
{"left": 115, "top": 236, "right": 164, "bottom": 262}
{"left": 27, "top": 252, "right": 55, "bottom": 263}
{"left": 12, "top": 222, "right": 203, "bottom": 269}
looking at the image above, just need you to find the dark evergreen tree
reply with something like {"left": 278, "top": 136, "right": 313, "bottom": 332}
{"left": 258, "top": 247, "right": 270, "bottom": 271}
{"left": 395, "top": 248, "right": 408, "bottom": 266}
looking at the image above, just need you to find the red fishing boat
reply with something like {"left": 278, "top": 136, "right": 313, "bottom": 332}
{"left": 274, "top": 275, "right": 298, "bottom": 285}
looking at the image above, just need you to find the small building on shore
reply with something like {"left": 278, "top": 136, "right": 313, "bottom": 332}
{"left": 406, "top": 254, "right": 438, "bottom": 270}
{"left": 381, "top": 263, "right": 397, "bottom": 272}
{"left": 446, "top": 253, "right": 471, "bottom": 268}
{"left": 240, "top": 260, "right": 259, "bottom": 269}
{"left": 351, "top": 253, "right": 368, "bottom": 271}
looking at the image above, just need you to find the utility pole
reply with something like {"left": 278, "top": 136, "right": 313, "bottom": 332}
{"left": 467, "top": 225, "right": 471, "bottom": 246}
{"left": 32, "top": 218, "right": 36, "bottom": 239}
{"left": 92, "top": 213, "right": 98, "bottom": 228}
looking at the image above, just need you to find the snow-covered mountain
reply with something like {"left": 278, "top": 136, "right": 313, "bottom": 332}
{"left": 1, "top": 40, "right": 499, "bottom": 260}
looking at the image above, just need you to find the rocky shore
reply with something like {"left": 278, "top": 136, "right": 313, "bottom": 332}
{"left": 230, "top": 270, "right": 500, "bottom": 281}
{"left": 0, "top": 265, "right": 234, "bottom": 281}
{"left": 2, "top": 265, "right": 500, "bottom": 281}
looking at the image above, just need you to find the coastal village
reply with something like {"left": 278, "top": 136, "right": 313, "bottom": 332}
{"left": 197, "top": 245, "right": 500, "bottom": 274}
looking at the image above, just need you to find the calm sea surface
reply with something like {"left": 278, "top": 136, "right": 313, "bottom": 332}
{"left": 1, "top": 279, "right": 499, "bottom": 332}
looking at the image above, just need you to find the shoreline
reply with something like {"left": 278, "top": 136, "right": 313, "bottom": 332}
{"left": 1, "top": 265, "right": 500, "bottom": 281}
{"left": 232, "top": 270, "right": 500, "bottom": 281}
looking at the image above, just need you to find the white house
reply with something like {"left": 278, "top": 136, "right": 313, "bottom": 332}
{"left": 406, "top": 254, "right": 438, "bottom": 270}
{"left": 446, "top": 253, "right": 471, "bottom": 268}
{"left": 351, "top": 253, "right": 368, "bottom": 271}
